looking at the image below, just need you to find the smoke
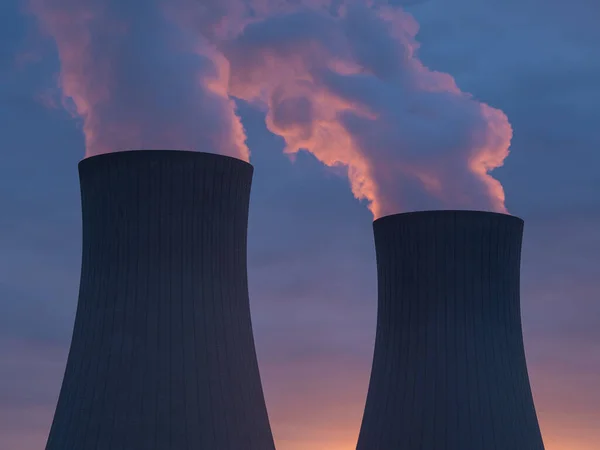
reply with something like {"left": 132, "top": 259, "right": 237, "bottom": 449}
{"left": 28, "top": 0, "right": 249, "bottom": 160}
{"left": 217, "top": 2, "right": 512, "bottom": 217}
{"left": 31, "top": 0, "right": 512, "bottom": 217}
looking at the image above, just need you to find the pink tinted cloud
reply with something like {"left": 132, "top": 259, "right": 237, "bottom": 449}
{"left": 30, "top": 0, "right": 512, "bottom": 214}
{"left": 28, "top": 0, "right": 249, "bottom": 160}
{"left": 219, "top": 2, "right": 512, "bottom": 217}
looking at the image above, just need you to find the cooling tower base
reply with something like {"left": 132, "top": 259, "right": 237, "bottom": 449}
{"left": 356, "top": 210, "right": 545, "bottom": 450}
{"left": 45, "top": 150, "right": 276, "bottom": 450}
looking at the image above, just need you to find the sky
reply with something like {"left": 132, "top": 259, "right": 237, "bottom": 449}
{"left": 0, "top": 0, "right": 599, "bottom": 449}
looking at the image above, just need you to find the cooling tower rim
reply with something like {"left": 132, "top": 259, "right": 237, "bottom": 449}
{"left": 78, "top": 149, "right": 252, "bottom": 170}
{"left": 374, "top": 210, "right": 524, "bottom": 226}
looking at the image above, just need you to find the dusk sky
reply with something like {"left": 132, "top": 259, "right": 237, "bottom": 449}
{"left": 1, "top": 0, "right": 599, "bottom": 449}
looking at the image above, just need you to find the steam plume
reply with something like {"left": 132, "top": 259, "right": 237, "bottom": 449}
{"left": 31, "top": 0, "right": 513, "bottom": 217}
{"left": 218, "top": 2, "right": 512, "bottom": 217}
{"left": 29, "top": 0, "right": 249, "bottom": 160}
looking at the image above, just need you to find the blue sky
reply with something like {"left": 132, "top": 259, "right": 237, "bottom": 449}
{"left": 0, "top": 0, "right": 599, "bottom": 448}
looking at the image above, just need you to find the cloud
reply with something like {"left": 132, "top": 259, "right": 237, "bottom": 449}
{"left": 211, "top": 2, "right": 512, "bottom": 217}
{"left": 30, "top": 0, "right": 515, "bottom": 216}
{"left": 28, "top": 0, "right": 249, "bottom": 159}
{"left": 405, "top": 0, "right": 600, "bottom": 215}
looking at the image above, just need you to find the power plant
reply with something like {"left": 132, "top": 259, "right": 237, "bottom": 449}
{"left": 45, "top": 150, "right": 276, "bottom": 450}
{"left": 356, "top": 210, "right": 545, "bottom": 450}
{"left": 45, "top": 153, "right": 546, "bottom": 450}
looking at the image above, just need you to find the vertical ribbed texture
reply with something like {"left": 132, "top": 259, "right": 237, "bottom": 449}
{"left": 356, "top": 210, "right": 545, "bottom": 450}
{"left": 45, "top": 150, "right": 276, "bottom": 450}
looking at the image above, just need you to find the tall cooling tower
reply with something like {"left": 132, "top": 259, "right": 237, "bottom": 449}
{"left": 356, "top": 210, "right": 545, "bottom": 450}
{"left": 45, "top": 150, "right": 276, "bottom": 450}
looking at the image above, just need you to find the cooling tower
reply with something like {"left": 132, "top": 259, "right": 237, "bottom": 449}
{"left": 356, "top": 210, "right": 545, "bottom": 450}
{"left": 45, "top": 150, "right": 276, "bottom": 450}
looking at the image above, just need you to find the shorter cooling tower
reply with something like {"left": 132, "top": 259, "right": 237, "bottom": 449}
{"left": 45, "top": 150, "right": 276, "bottom": 450}
{"left": 356, "top": 210, "right": 545, "bottom": 450}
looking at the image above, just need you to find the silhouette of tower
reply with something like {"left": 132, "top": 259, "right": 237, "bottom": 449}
{"left": 45, "top": 150, "right": 276, "bottom": 450}
{"left": 356, "top": 210, "right": 545, "bottom": 450}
